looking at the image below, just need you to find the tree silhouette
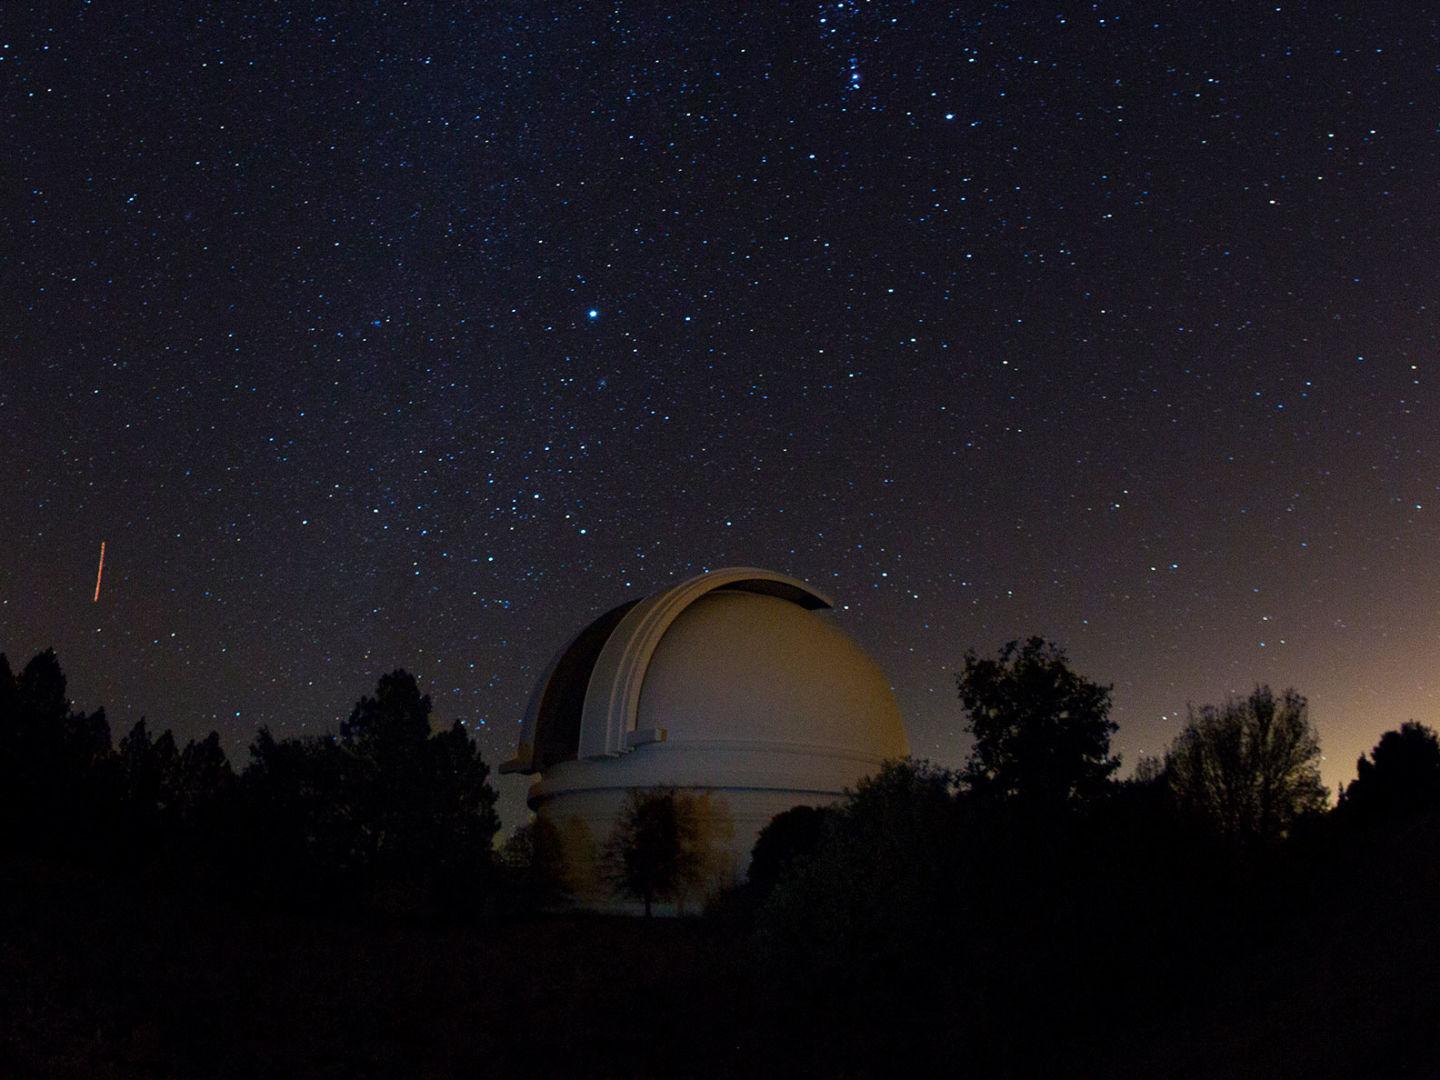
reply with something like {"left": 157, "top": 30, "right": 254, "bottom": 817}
{"left": 0, "top": 651, "right": 510, "bottom": 912}
{"left": 175, "top": 731, "right": 235, "bottom": 826}
{"left": 1164, "top": 685, "right": 1327, "bottom": 843}
{"left": 499, "top": 816, "right": 570, "bottom": 908}
{"left": 956, "top": 637, "right": 1118, "bottom": 809}
{"left": 747, "top": 804, "right": 830, "bottom": 901}
{"left": 753, "top": 758, "right": 969, "bottom": 1055}
{"left": 117, "top": 720, "right": 180, "bottom": 808}
{"left": 341, "top": 668, "right": 433, "bottom": 753}
{"left": 603, "top": 787, "right": 704, "bottom": 915}
{"left": 241, "top": 725, "right": 357, "bottom": 900}
{"left": 240, "top": 670, "right": 499, "bottom": 910}
{"left": 339, "top": 669, "right": 435, "bottom": 878}
{"left": 338, "top": 670, "right": 499, "bottom": 888}
{"left": 0, "top": 652, "right": 14, "bottom": 714}
{"left": 113, "top": 719, "right": 181, "bottom": 857}
{"left": 14, "top": 647, "right": 69, "bottom": 724}
{"left": 0, "top": 648, "right": 110, "bottom": 854}
{"left": 420, "top": 717, "right": 502, "bottom": 909}
{"left": 1339, "top": 721, "right": 1440, "bottom": 825}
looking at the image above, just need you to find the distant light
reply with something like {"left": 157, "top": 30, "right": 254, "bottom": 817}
{"left": 945, "top": 113, "right": 955, "bottom": 121}
{"left": 587, "top": 308, "right": 600, "bottom": 319}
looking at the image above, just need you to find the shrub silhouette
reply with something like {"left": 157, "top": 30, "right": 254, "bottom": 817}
{"left": 1339, "top": 721, "right": 1440, "bottom": 826}
{"left": 1164, "top": 685, "right": 1327, "bottom": 843}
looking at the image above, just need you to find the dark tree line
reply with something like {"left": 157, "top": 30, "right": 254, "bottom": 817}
{"left": 1338, "top": 720, "right": 1440, "bottom": 824}
{"left": 0, "top": 649, "right": 501, "bottom": 917}
{"left": 5, "top": 639, "right": 1439, "bottom": 1075}
{"left": 733, "top": 638, "right": 1440, "bottom": 1078}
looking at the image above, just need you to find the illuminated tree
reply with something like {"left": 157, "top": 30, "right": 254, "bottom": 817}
{"left": 1164, "top": 685, "right": 1327, "bottom": 842}
{"left": 603, "top": 787, "right": 705, "bottom": 916}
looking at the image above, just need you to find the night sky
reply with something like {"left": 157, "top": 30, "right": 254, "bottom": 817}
{"left": 5, "top": 3, "right": 1439, "bottom": 830}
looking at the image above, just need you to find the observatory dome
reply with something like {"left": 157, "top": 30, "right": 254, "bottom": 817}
{"left": 502, "top": 567, "right": 908, "bottom": 908}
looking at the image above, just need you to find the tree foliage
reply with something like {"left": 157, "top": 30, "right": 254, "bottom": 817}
{"left": 753, "top": 759, "right": 976, "bottom": 1026}
{"left": 603, "top": 787, "right": 706, "bottom": 915}
{"left": 0, "top": 649, "right": 500, "bottom": 915}
{"left": 1164, "top": 685, "right": 1327, "bottom": 842}
{"left": 338, "top": 670, "right": 499, "bottom": 881}
{"left": 241, "top": 726, "right": 356, "bottom": 892}
{"left": 956, "top": 637, "right": 1119, "bottom": 809}
{"left": 1339, "top": 721, "right": 1440, "bottom": 825}
{"left": 499, "top": 816, "right": 572, "bottom": 909}
{"left": 244, "top": 669, "right": 500, "bottom": 908}
{"left": 746, "top": 804, "right": 831, "bottom": 901}
{"left": 0, "top": 648, "right": 111, "bottom": 853}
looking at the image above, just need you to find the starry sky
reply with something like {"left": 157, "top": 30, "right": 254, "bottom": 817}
{"left": 5, "top": 3, "right": 1439, "bottom": 830}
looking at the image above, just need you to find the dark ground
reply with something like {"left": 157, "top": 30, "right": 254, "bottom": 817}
{"left": 2, "top": 838, "right": 1437, "bottom": 1079}
{"left": 1115, "top": 817, "right": 1440, "bottom": 1080}
{"left": 0, "top": 860, "right": 763, "bottom": 1079}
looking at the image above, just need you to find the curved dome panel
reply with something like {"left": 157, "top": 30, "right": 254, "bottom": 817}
{"left": 502, "top": 599, "right": 639, "bottom": 774}
{"left": 636, "top": 591, "right": 907, "bottom": 758}
{"left": 577, "top": 568, "right": 835, "bottom": 759}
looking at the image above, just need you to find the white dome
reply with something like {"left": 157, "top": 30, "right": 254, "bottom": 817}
{"left": 501, "top": 567, "right": 908, "bottom": 908}
{"left": 637, "top": 590, "right": 906, "bottom": 761}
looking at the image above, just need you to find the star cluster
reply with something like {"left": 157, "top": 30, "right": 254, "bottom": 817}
{"left": 4, "top": 4, "right": 1439, "bottom": 826}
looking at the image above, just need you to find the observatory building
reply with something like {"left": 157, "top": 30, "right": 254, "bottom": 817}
{"left": 501, "top": 567, "right": 908, "bottom": 906}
